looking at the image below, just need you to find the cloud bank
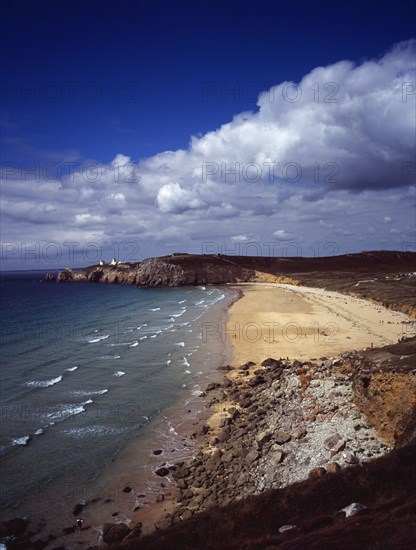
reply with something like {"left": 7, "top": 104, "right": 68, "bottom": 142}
{"left": 1, "top": 40, "right": 415, "bottom": 266}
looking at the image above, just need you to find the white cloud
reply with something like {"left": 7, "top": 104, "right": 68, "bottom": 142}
{"left": 273, "top": 229, "right": 294, "bottom": 241}
{"left": 156, "top": 182, "right": 205, "bottom": 213}
{"left": 75, "top": 213, "right": 104, "bottom": 225}
{"left": 1, "top": 41, "right": 415, "bottom": 267}
{"left": 231, "top": 234, "right": 250, "bottom": 242}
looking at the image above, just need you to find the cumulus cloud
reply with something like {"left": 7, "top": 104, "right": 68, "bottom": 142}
{"left": 1, "top": 41, "right": 415, "bottom": 266}
{"left": 138, "top": 39, "right": 415, "bottom": 202}
{"left": 156, "top": 182, "right": 205, "bottom": 213}
{"left": 273, "top": 229, "right": 295, "bottom": 241}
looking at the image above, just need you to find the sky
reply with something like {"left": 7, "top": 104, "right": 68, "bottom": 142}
{"left": 1, "top": 0, "right": 415, "bottom": 269}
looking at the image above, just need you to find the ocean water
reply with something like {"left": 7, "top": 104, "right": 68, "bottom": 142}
{"left": 0, "top": 271, "right": 235, "bottom": 535}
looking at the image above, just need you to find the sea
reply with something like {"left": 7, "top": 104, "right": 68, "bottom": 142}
{"left": 0, "top": 271, "right": 236, "bottom": 545}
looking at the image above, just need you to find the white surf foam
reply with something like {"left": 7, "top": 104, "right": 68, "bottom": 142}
{"left": 26, "top": 375, "right": 63, "bottom": 388}
{"left": 11, "top": 435, "right": 30, "bottom": 446}
{"left": 88, "top": 334, "right": 110, "bottom": 343}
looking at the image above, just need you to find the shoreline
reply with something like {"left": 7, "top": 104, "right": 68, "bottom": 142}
{"left": 116, "top": 282, "right": 415, "bottom": 544}
{"left": 12, "top": 282, "right": 416, "bottom": 547}
{"left": 36, "top": 287, "right": 238, "bottom": 548}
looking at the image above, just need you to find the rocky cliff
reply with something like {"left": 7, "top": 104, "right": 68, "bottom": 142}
{"left": 55, "top": 251, "right": 416, "bottom": 317}
{"left": 56, "top": 254, "right": 257, "bottom": 286}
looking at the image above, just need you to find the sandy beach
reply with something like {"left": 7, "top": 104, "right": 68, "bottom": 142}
{"left": 224, "top": 283, "right": 415, "bottom": 367}
{"left": 15, "top": 282, "right": 416, "bottom": 548}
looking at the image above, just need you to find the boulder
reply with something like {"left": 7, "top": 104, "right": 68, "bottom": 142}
{"left": 261, "top": 358, "right": 284, "bottom": 369}
{"left": 72, "top": 501, "right": 86, "bottom": 516}
{"left": 155, "top": 467, "right": 169, "bottom": 477}
{"left": 0, "top": 518, "right": 29, "bottom": 537}
{"left": 326, "top": 462, "right": 341, "bottom": 473}
{"left": 102, "top": 522, "right": 131, "bottom": 543}
{"left": 256, "top": 431, "right": 272, "bottom": 448}
{"left": 240, "top": 361, "right": 256, "bottom": 370}
{"left": 271, "top": 450, "right": 284, "bottom": 464}
{"left": 246, "top": 450, "right": 260, "bottom": 463}
{"left": 177, "top": 479, "right": 187, "bottom": 489}
{"left": 324, "top": 434, "right": 345, "bottom": 453}
{"left": 275, "top": 431, "right": 291, "bottom": 444}
{"left": 181, "top": 509, "right": 193, "bottom": 521}
{"left": 308, "top": 467, "right": 327, "bottom": 478}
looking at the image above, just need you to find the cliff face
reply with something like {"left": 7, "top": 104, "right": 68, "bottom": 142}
{"left": 55, "top": 251, "right": 416, "bottom": 316}
{"left": 56, "top": 255, "right": 256, "bottom": 287}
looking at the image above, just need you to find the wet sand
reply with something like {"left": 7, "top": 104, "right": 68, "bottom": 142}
{"left": 42, "top": 283, "right": 415, "bottom": 547}
{"left": 40, "top": 291, "right": 236, "bottom": 548}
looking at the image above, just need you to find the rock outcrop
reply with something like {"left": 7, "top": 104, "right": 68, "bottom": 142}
{"left": 56, "top": 255, "right": 256, "bottom": 287}
{"left": 53, "top": 251, "right": 416, "bottom": 317}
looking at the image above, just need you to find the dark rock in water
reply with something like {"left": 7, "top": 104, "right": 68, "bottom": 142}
{"left": 102, "top": 522, "right": 131, "bottom": 543}
{"left": 218, "top": 364, "right": 233, "bottom": 371}
{"left": 153, "top": 449, "right": 163, "bottom": 455}
{"left": 0, "top": 517, "right": 29, "bottom": 537}
{"left": 156, "top": 467, "right": 169, "bottom": 477}
{"left": 45, "top": 272, "right": 55, "bottom": 282}
{"left": 122, "top": 486, "right": 132, "bottom": 493}
{"left": 72, "top": 501, "right": 86, "bottom": 516}
{"left": 206, "top": 382, "right": 221, "bottom": 392}
{"left": 63, "top": 525, "right": 77, "bottom": 534}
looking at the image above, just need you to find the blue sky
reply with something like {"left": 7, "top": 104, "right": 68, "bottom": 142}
{"left": 1, "top": 0, "right": 415, "bottom": 268}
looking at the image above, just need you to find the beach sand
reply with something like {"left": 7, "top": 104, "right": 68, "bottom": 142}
{"left": 225, "top": 283, "right": 415, "bottom": 367}
{"left": 43, "top": 283, "right": 415, "bottom": 547}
